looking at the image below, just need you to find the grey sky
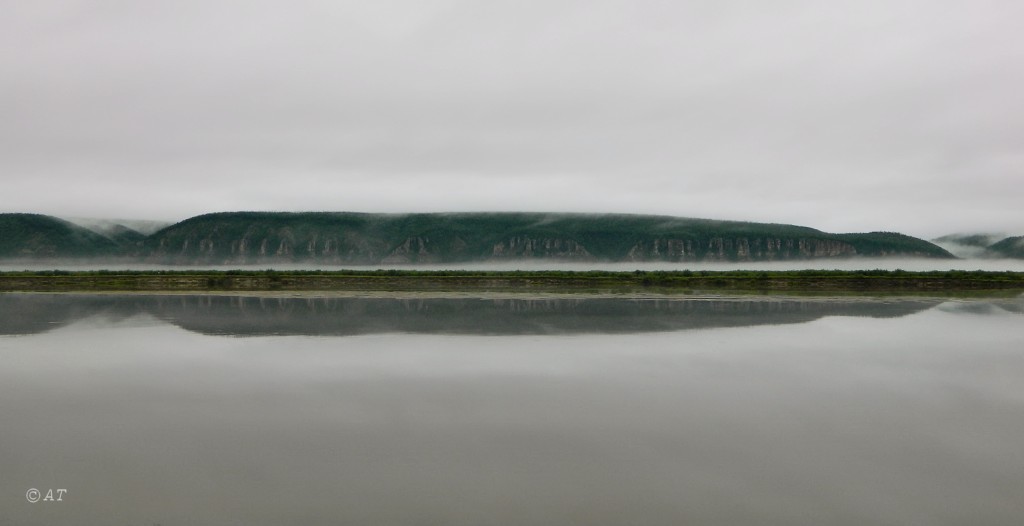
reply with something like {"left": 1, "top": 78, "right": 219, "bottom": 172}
{"left": 2, "top": 0, "right": 1021, "bottom": 237}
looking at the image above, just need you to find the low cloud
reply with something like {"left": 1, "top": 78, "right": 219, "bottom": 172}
{"left": 1, "top": 0, "right": 1021, "bottom": 237}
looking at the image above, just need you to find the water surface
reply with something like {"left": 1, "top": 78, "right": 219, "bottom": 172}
{"left": 2, "top": 293, "right": 1022, "bottom": 525}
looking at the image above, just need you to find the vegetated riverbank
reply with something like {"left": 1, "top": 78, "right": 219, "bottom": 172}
{"left": 2, "top": 269, "right": 1023, "bottom": 294}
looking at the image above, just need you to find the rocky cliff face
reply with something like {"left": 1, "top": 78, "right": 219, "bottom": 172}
{"left": 150, "top": 228, "right": 386, "bottom": 264}
{"left": 146, "top": 230, "right": 929, "bottom": 264}
{"left": 381, "top": 236, "right": 462, "bottom": 264}
{"left": 491, "top": 236, "right": 592, "bottom": 259}
{"left": 626, "top": 237, "right": 858, "bottom": 261}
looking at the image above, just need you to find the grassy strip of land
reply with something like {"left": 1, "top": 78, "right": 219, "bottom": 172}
{"left": 1, "top": 269, "right": 1023, "bottom": 293}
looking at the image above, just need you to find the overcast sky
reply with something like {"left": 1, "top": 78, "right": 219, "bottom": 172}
{"left": 1, "top": 0, "right": 1021, "bottom": 237}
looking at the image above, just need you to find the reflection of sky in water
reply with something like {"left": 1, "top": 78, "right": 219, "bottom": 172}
{"left": 0, "top": 296, "right": 1022, "bottom": 525}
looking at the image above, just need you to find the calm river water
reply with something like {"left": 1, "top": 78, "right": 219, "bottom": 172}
{"left": 2, "top": 293, "right": 1023, "bottom": 525}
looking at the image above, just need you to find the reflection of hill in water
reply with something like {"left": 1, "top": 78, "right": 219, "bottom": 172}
{"left": 0, "top": 294, "right": 945, "bottom": 337}
{"left": 0, "top": 294, "right": 144, "bottom": 335}
{"left": 937, "top": 299, "right": 1024, "bottom": 316}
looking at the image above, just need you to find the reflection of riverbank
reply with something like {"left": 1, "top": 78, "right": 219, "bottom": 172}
{"left": 0, "top": 293, "right": 952, "bottom": 337}
{"left": 3, "top": 269, "right": 1024, "bottom": 295}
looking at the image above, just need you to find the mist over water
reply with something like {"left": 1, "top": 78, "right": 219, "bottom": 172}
{"left": 2, "top": 257, "right": 1024, "bottom": 273}
{"left": 2, "top": 293, "right": 1023, "bottom": 525}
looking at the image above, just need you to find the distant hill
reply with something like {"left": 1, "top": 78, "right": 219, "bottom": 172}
{"left": 61, "top": 217, "right": 170, "bottom": 250}
{"left": 1, "top": 211, "right": 955, "bottom": 264}
{"left": 933, "top": 233, "right": 1005, "bottom": 258}
{"left": 0, "top": 214, "right": 121, "bottom": 258}
{"left": 987, "top": 236, "right": 1024, "bottom": 258}
{"left": 139, "top": 212, "right": 953, "bottom": 264}
{"left": 63, "top": 217, "right": 170, "bottom": 237}
{"left": 100, "top": 224, "right": 148, "bottom": 246}
{"left": 933, "top": 233, "right": 1024, "bottom": 259}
